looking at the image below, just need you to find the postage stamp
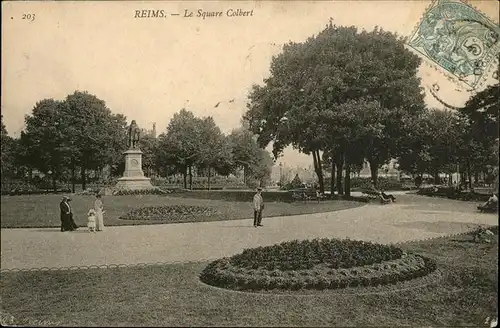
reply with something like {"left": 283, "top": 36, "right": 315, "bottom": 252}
{"left": 407, "top": 0, "right": 500, "bottom": 89}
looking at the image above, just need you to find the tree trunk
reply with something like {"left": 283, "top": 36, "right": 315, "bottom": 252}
{"left": 52, "top": 175, "right": 57, "bottom": 191}
{"left": 189, "top": 165, "right": 193, "bottom": 190}
{"left": 474, "top": 170, "right": 479, "bottom": 184}
{"left": 434, "top": 170, "right": 440, "bottom": 185}
{"left": 81, "top": 165, "right": 86, "bottom": 191}
{"left": 344, "top": 163, "right": 351, "bottom": 197}
{"left": 243, "top": 165, "right": 247, "bottom": 184}
{"left": 312, "top": 150, "right": 324, "bottom": 194}
{"left": 71, "top": 163, "right": 76, "bottom": 193}
{"left": 183, "top": 166, "right": 187, "bottom": 189}
{"left": 368, "top": 159, "right": 378, "bottom": 187}
{"left": 207, "top": 166, "right": 211, "bottom": 190}
{"left": 467, "top": 159, "right": 472, "bottom": 189}
{"left": 330, "top": 157, "right": 336, "bottom": 196}
{"left": 336, "top": 153, "right": 344, "bottom": 195}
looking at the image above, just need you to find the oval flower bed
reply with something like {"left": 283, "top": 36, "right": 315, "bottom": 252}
{"left": 200, "top": 238, "right": 437, "bottom": 291}
{"left": 120, "top": 205, "right": 219, "bottom": 220}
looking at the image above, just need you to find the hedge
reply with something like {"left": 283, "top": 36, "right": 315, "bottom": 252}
{"left": 417, "top": 186, "right": 490, "bottom": 202}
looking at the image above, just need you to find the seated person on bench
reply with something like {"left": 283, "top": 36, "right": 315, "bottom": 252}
{"left": 370, "top": 181, "right": 396, "bottom": 203}
{"left": 315, "top": 190, "right": 325, "bottom": 202}
{"left": 478, "top": 193, "right": 498, "bottom": 211}
{"left": 380, "top": 189, "right": 396, "bottom": 202}
{"left": 379, "top": 191, "right": 392, "bottom": 204}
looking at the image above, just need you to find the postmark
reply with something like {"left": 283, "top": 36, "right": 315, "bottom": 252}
{"left": 407, "top": 0, "right": 500, "bottom": 89}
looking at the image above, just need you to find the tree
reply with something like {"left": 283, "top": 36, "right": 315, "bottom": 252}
{"left": 228, "top": 128, "right": 261, "bottom": 184}
{"left": 1, "top": 115, "right": 15, "bottom": 182}
{"left": 157, "top": 109, "right": 202, "bottom": 189}
{"left": 423, "top": 109, "right": 461, "bottom": 184}
{"left": 63, "top": 91, "right": 128, "bottom": 191}
{"left": 139, "top": 134, "right": 159, "bottom": 178}
{"left": 458, "top": 82, "right": 499, "bottom": 188}
{"left": 244, "top": 23, "right": 424, "bottom": 193}
{"left": 20, "top": 99, "right": 71, "bottom": 190}
{"left": 397, "top": 111, "right": 433, "bottom": 177}
{"left": 197, "top": 116, "right": 233, "bottom": 189}
{"left": 246, "top": 148, "right": 274, "bottom": 188}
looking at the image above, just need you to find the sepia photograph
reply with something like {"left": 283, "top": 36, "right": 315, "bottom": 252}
{"left": 1, "top": 0, "right": 499, "bottom": 326}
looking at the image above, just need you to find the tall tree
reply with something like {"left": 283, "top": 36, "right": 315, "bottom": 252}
{"left": 246, "top": 148, "right": 274, "bottom": 188}
{"left": 21, "top": 99, "right": 71, "bottom": 190}
{"left": 424, "top": 109, "right": 461, "bottom": 184}
{"left": 458, "top": 82, "right": 499, "bottom": 187}
{"left": 63, "top": 91, "right": 128, "bottom": 190}
{"left": 228, "top": 128, "right": 261, "bottom": 184}
{"left": 197, "top": 116, "right": 233, "bottom": 189}
{"left": 157, "top": 109, "right": 202, "bottom": 189}
{"left": 244, "top": 23, "right": 424, "bottom": 193}
{"left": 1, "top": 115, "right": 15, "bottom": 182}
{"left": 139, "top": 134, "right": 159, "bottom": 178}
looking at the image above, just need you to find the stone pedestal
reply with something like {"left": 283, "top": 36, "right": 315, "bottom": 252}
{"left": 115, "top": 149, "right": 154, "bottom": 190}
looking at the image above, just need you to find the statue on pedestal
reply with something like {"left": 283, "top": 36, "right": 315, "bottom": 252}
{"left": 128, "top": 120, "right": 141, "bottom": 149}
{"left": 115, "top": 119, "right": 154, "bottom": 191}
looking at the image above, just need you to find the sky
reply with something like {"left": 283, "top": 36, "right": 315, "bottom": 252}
{"left": 2, "top": 0, "right": 499, "bottom": 167}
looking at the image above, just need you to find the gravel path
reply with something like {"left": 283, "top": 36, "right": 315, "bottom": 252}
{"left": 1, "top": 195, "right": 497, "bottom": 270}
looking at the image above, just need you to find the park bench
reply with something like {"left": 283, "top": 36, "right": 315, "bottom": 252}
{"left": 360, "top": 189, "right": 379, "bottom": 200}
{"left": 291, "top": 189, "right": 326, "bottom": 203}
{"left": 361, "top": 188, "right": 394, "bottom": 204}
{"left": 478, "top": 201, "right": 498, "bottom": 213}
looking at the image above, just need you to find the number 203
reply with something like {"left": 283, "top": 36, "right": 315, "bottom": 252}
{"left": 22, "top": 13, "right": 35, "bottom": 22}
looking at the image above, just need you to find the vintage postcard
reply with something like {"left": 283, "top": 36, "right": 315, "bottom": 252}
{"left": 1, "top": 1, "right": 499, "bottom": 327}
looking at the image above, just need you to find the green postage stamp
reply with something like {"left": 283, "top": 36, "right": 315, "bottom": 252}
{"left": 407, "top": 0, "right": 500, "bottom": 89}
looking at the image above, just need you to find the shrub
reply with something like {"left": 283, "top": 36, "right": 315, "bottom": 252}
{"left": 417, "top": 186, "right": 490, "bottom": 202}
{"left": 327, "top": 177, "right": 406, "bottom": 191}
{"left": 2, "top": 181, "right": 71, "bottom": 196}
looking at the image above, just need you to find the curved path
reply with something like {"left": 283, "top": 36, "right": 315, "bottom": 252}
{"left": 1, "top": 195, "right": 497, "bottom": 270}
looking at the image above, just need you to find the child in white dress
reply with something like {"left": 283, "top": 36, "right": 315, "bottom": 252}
{"left": 87, "top": 209, "right": 97, "bottom": 233}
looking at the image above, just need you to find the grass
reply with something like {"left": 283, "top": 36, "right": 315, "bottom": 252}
{"left": 1, "top": 231, "right": 497, "bottom": 327}
{"left": 0, "top": 194, "right": 363, "bottom": 228}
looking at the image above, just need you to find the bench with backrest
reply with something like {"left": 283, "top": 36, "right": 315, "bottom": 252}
{"left": 361, "top": 188, "right": 394, "bottom": 204}
{"left": 478, "top": 200, "right": 498, "bottom": 213}
{"left": 360, "top": 188, "right": 379, "bottom": 199}
{"left": 291, "top": 189, "right": 326, "bottom": 202}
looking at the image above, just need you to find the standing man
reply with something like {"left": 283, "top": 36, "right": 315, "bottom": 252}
{"left": 253, "top": 187, "right": 264, "bottom": 227}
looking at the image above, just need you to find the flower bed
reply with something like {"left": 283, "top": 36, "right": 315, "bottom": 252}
{"left": 119, "top": 205, "right": 219, "bottom": 220}
{"left": 200, "top": 238, "right": 437, "bottom": 291}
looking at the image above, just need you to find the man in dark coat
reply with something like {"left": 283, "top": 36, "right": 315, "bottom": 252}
{"left": 60, "top": 196, "right": 78, "bottom": 232}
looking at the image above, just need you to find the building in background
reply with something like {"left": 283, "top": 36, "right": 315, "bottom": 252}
{"left": 141, "top": 123, "right": 157, "bottom": 139}
{"left": 355, "top": 158, "right": 400, "bottom": 180}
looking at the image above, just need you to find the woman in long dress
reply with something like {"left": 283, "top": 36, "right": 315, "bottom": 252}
{"left": 94, "top": 194, "right": 105, "bottom": 231}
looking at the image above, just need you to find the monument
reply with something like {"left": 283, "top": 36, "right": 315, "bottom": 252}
{"left": 115, "top": 120, "right": 154, "bottom": 190}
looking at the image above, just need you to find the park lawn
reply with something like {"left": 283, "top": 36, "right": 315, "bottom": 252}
{"left": 1, "top": 231, "right": 497, "bottom": 327}
{"left": 0, "top": 194, "right": 363, "bottom": 228}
